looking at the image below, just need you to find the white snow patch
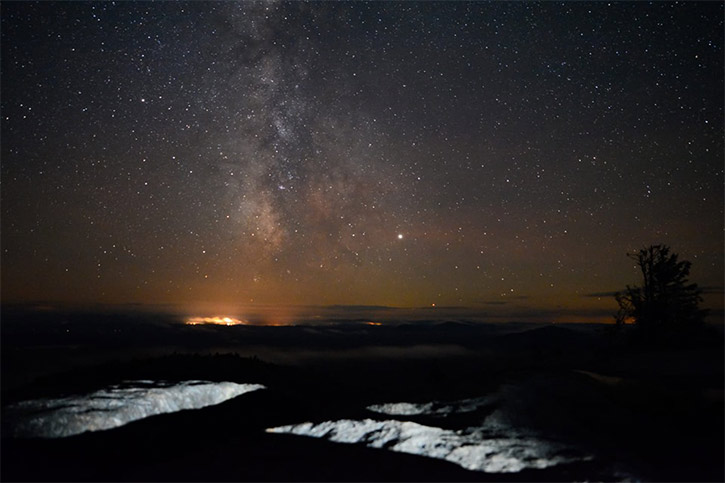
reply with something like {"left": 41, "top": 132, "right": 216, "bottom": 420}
{"left": 7, "top": 380, "right": 265, "bottom": 438}
{"left": 368, "top": 402, "right": 435, "bottom": 415}
{"left": 367, "top": 396, "right": 494, "bottom": 416}
{"left": 267, "top": 418, "right": 590, "bottom": 473}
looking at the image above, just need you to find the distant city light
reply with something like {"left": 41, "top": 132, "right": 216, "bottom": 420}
{"left": 186, "top": 316, "right": 246, "bottom": 326}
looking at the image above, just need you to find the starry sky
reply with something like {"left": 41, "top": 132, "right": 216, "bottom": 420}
{"left": 2, "top": 1, "right": 723, "bottom": 323}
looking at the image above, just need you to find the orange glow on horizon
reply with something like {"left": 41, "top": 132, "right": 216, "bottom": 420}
{"left": 186, "top": 316, "right": 246, "bottom": 326}
{"left": 365, "top": 321, "right": 382, "bottom": 326}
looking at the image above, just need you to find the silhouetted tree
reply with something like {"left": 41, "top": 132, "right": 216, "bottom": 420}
{"left": 615, "top": 245, "right": 707, "bottom": 338}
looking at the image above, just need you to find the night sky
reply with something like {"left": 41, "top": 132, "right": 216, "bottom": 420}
{"left": 2, "top": 1, "right": 723, "bottom": 323}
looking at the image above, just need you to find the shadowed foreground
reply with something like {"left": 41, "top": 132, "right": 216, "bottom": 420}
{"left": 2, "top": 312, "right": 723, "bottom": 481}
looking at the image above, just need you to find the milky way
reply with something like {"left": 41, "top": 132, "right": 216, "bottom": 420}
{"left": 1, "top": 2, "right": 723, "bottom": 321}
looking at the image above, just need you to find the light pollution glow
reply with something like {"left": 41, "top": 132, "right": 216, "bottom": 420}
{"left": 185, "top": 316, "right": 246, "bottom": 326}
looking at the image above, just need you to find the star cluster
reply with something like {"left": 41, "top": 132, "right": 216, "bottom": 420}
{"left": 2, "top": 2, "right": 722, "bottom": 321}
